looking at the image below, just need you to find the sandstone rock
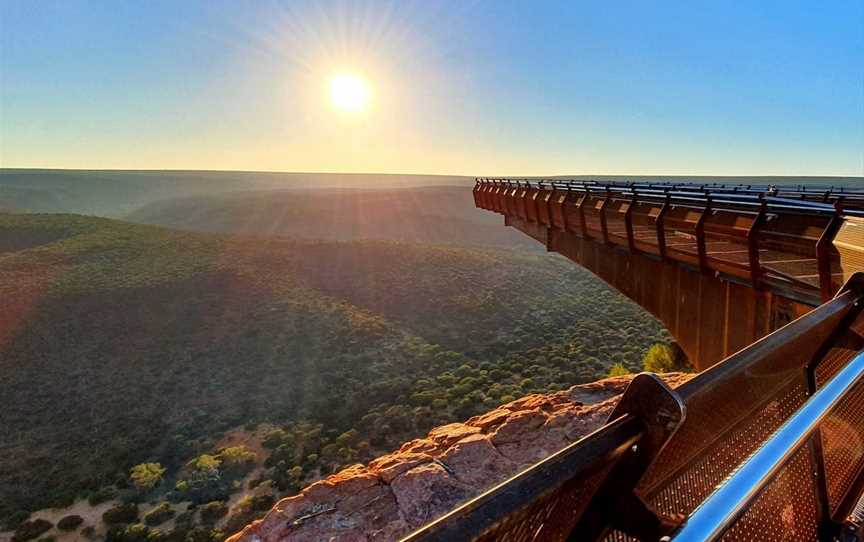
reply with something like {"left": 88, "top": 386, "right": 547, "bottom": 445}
{"left": 427, "top": 423, "right": 481, "bottom": 448}
{"left": 398, "top": 438, "right": 439, "bottom": 455}
{"left": 389, "top": 462, "right": 472, "bottom": 529}
{"left": 369, "top": 452, "right": 434, "bottom": 484}
{"left": 228, "top": 467, "right": 406, "bottom": 542}
{"left": 566, "top": 374, "right": 634, "bottom": 404}
{"left": 465, "top": 408, "right": 510, "bottom": 431}
{"left": 229, "top": 372, "right": 695, "bottom": 542}
{"left": 488, "top": 409, "right": 549, "bottom": 445}
{"left": 437, "top": 433, "right": 517, "bottom": 487}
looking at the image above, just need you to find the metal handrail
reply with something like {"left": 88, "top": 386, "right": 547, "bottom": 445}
{"left": 400, "top": 414, "right": 643, "bottom": 541}
{"left": 669, "top": 350, "right": 864, "bottom": 542}
{"left": 475, "top": 178, "right": 864, "bottom": 217}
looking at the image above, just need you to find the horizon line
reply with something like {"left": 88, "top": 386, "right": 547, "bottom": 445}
{"left": 1, "top": 167, "right": 862, "bottom": 179}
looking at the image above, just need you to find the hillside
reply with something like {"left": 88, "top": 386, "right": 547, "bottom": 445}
{"left": 0, "top": 213, "right": 669, "bottom": 537}
{"left": 126, "top": 186, "right": 535, "bottom": 250}
{"left": 0, "top": 170, "right": 472, "bottom": 217}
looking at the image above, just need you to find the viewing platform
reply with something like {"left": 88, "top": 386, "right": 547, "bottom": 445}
{"left": 473, "top": 179, "right": 864, "bottom": 369}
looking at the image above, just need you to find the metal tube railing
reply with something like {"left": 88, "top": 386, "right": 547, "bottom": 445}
{"left": 669, "top": 350, "right": 864, "bottom": 542}
{"left": 475, "top": 179, "right": 864, "bottom": 217}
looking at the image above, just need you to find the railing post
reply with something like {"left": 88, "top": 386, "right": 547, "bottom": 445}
{"left": 747, "top": 199, "right": 767, "bottom": 289}
{"left": 695, "top": 196, "right": 711, "bottom": 273}
{"left": 599, "top": 190, "right": 611, "bottom": 244}
{"left": 570, "top": 374, "right": 686, "bottom": 541}
{"left": 817, "top": 207, "right": 843, "bottom": 302}
{"left": 625, "top": 194, "right": 637, "bottom": 253}
{"left": 578, "top": 192, "right": 589, "bottom": 239}
{"left": 656, "top": 194, "right": 670, "bottom": 261}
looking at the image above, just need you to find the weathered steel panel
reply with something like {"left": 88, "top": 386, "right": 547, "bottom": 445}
{"left": 508, "top": 217, "right": 817, "bottom": 370}
{"left": 698, "top": 274, "right": 727, "bottom": 364}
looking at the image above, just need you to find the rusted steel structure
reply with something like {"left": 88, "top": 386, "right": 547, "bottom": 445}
{"left": 472, "top": 179, "right": 864, "bottom": 370}
{"left": 399, "top": 180, "right": 864, "bottom": 542}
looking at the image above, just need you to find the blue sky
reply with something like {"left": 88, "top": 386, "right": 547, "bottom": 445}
{"left": 1, "top": 0, "right": 862, "bottom": 175}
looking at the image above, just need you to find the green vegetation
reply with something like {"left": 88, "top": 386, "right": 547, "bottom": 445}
{"left": 11, "top": 519, "right": 53, "bottom": 542}
{"left": 642, "top": 343, "right": 692, "bottom": 373}
{"left": 57, "top": 515, "right": 84, "bottom": 531}
{"left": 131, "top": 464, "right": 167, "bottom": 491}
{"left": 102, "top": 504, "right": 139, "bottom": 525}
{"left": 198, "top": 502, "right": 228, "bottom": 525}
{"left": 143, "top": 503, "right": 175, "bottom": 527}
{"left": 0, "top": 213, "right": 670, "bottom": 530}
{"left": 607, "top": 363, "right": 631, "bottom": 377}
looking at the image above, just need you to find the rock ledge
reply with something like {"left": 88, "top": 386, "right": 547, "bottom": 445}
{"left": 227, "top": 373, "right": 692, "bottom": 542}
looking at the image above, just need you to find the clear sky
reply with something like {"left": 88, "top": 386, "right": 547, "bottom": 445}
{"left": 1, "top": 0, "right": 862, "bottom": 176}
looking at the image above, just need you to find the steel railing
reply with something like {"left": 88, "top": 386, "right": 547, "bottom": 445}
{"left": 670, "top": 351, "right": 864, "bottom": 541}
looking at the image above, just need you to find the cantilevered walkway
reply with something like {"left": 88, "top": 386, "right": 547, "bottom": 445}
{"left": 473, "top": 179, "right": 864, "bottom": 369}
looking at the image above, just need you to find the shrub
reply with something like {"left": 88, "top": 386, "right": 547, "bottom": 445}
{"left": 218, "top": 446, "right": 256, "bottom": 476}
{"left": 642, "top": 342, "right": 692, "bottom": 373}
{"left": 12, "top": 519, "right": 53, "bottom": 542}
{"left": 184, "top": 527, "right": 223, "bottom": 542}
{"left": 607, "top": 363, "right": 631, "bottom": 377}
{"left": 187, "top": 455, "right": 221, "bottom": 475}
{"left": 172, "top": 511, "right": 195, "bottom": 531}
{"left": 102, "top": 503, "right": 139, "bottom": 525}
{"left": 198, "top": 501, "right": 228, "bottom": 524}
{"left": 5, "top": 511, "right": 31, "bottom": 531}
{"left": 143, "top": 503, "right": 175, "bottom": 526}
{"left": 81, "top": 526, "right": 96, "bottom": 539}
{"left": 262, "top": 429, "right": 288, "bottom": 449}
{"left": 130, "top": 463, "right": 166, "bottom": 491}
{"left": 88, "top": 487, "right": 117, "bottom": 506}
{"left": 105, "top": 523, "right": 159, "bottom": 542}
{"left": 57, "top": 515, "right": 84, "bottom": 531}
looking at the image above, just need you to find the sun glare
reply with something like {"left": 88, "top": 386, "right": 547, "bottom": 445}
{"left": 329, "top": 73, "right": 370, "bottom": 113}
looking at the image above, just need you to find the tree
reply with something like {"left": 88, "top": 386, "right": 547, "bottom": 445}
{"left": 130, "top": 463, "right": 166, "bottom": 491}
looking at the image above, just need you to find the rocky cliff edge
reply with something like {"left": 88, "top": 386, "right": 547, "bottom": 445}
{"left": 228, "top": 373, "right": 692, "bottom": 542}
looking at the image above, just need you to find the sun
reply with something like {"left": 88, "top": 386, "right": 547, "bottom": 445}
{"left": 329, "top": 73, "right": 370, "bottom": 113}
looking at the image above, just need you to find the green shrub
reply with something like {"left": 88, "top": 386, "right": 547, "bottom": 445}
{"left": 5, "top": 511, "right": 31, "bottom": 531}
{"left": 607, "top": 363, "right": 631, "bottom": 377}
{"left": 143, "top": 503, "right": 175, "bottom": 526}
{"left": 198, "top": 501, "right": 227, "bottom": 524}
{"left": 12, "top": 519, "right": 53, "bottom": 542}
{"left": 81, "top": 526, "right": 96, "bottom": 539}
{"left": 105, "top": 523, "right": 161, "bottom": 542}
{"left": 57, "top": 515, "right": 84, "bottom": 531}
{"left": 184, "top": 527, "right": 223, "bottom": 542}
{"left": 102, "top": 503, "right": 139, "bottom": 525}
{"left": 642, "top": 342, "right": 692, "bottom": 373}
{"left": 88, "top": 487, "right": 117, "bottom": 506}
{"left": 130, "top": 463, "right": 166, "bottom": 491}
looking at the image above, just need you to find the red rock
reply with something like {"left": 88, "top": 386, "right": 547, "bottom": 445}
{"left": 369, "top": 452, "right": 434, "bottom": 483}
{"left": 488, "top": 409, "right": 549, "bottom": 445}
{"left": 389, "top": 462, "right": 473, "bottom": 529}
{"left": 437, "top": 434, "right": 517, "bottom": 487}
{"left": 227, "top": 468, "right": 405, "bottom": 542}
{"left": 399, "top": 438, "right": 439, "bottom": 455}
{"left": 465, "top": 408, "right": 510, "bottom": 431}
{"left": 427, "top": 423, "right": 481, "bottom": 448}
{"left": 228, "top": 372, "right": 696, "bottom": 542}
